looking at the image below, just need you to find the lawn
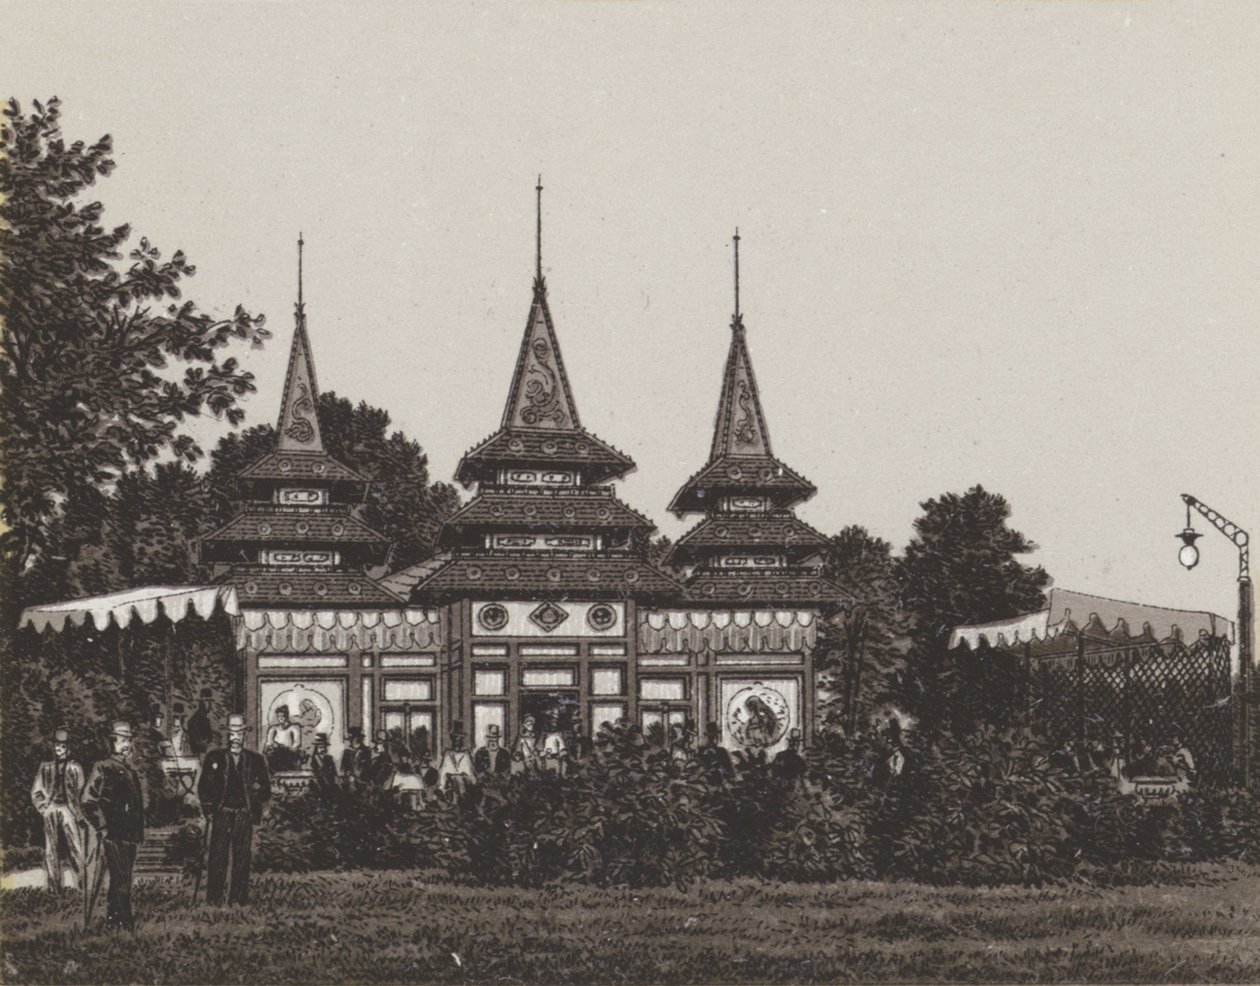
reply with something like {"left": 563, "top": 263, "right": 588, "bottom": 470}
{"left": 2, "top": 864, "right": 1258, "bottom": 984}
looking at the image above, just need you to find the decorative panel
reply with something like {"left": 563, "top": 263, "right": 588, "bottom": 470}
{"left": 383, "top": 679, "right": 432, "bottom": 702}
{"left": 471, "top": 600, "right": 625, "bottom": 638}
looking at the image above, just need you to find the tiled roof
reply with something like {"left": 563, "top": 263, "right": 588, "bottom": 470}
{"left": 455, "top": 428, "right": 635, "bottom": 486}
{"left": 681, "top": 569, "right": 852, "bottom": 607}
{"left": 222, "top": 569, "right": 404, "bottom": 607}
{"left": 237, "top": 450, "right": 366, "bottom": 484}
{"left": 410, "top": 554, "right": 681, "bottom": 600}
{"left": 203, "top": 510, "right": 387, "bottom": 544}
{"left": 441, "top": 489, "right": 654, "bottom": 535}
{"left": 668, "top": 454, "right": 817, "bottom": 515}
{"left": 666, "top": 514, "right": 828, "bottom": 565}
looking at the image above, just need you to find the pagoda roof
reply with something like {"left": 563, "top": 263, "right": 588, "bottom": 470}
{"left": 237, "top": 450, "right": 366, "bottom": 485}
{"left": 455, "top": 276, "right": 635, "bottom": 486}
{"left": 440, "top": 488, "right": 653, "bottom": 536}
{"left": 202, "top": 510, "right": 388, "bottom": 545}
{"left": 222, "top": 569, "right": 404, "bottom": 607}
{"left": 669, "top": 454, "right": 817, "bottom": 515}
{"left": 665, "top": 513, "right": 828, "bottom": 565}
{"left": 455, "top": 428, "right": 635, "bottom": 486}
{"left": 409, "top": 553, "right": 681, "bottom": 600}
{"left": 681, "top": 569, "right": 853, "bottom": 607}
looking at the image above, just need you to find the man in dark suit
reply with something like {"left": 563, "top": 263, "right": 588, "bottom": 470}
{"left": 197, "top": 713, "right": 270, "bottom": 906}
{"left": 473, "top": 724, "right": 511, "bottom": 777}
{"left": 339, "top": 726, "right": 372, "bottom": 789}
{"left": 772, "top": 728, "right": 807, "bottom": 782}
{"left": 81, "top": 721, "right": 145, "bottom": 930}
{"left": 187, "top": 689, "right": 215, "bottom": 757}
{"left": 309, "top": 733, "right": 338, "bottom": 799}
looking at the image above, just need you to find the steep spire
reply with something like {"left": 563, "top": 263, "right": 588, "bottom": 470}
{"left": 709, "top": 233, "right": 771, "bottom": 459}
{"left": 535, "top": 175, "right": 544, "bottom": 288}
{"left": 276, "top": 234, "right": 324, "bottom": 452}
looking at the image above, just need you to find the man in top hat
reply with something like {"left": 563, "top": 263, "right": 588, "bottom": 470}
{"left": 309, "top": 733, "right": 338, "bottom": 798}
{"left": 197, "top": 713, "right": 271, "bottom": 906}
{"left": 340, "top": 726, "right": 372, "bottom": 788}
{"left": 473, "top": 724, "right": 511, "bottom": 777}
{"left": 772, "top": 728, "right": 807, "bottom": 782}
{"left": 187, "top": 688, "right": 214, "bottom": 757}
{"left": 369, "top": 729, "right": 396, "bottom": 788}
{"left": 30, "top": 727, "right": 86, "bottom": 892}
{"left": 81, "top": 721, "right": 145, "bottom": 929}
{"left": 147, "top": 705, "right": 167, "bottom": 755}
{"left": 438, "top": 721, "right": 476, "bottom": 795}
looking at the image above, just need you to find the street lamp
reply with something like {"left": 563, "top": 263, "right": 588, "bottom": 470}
{"left": 1178, "top": 493, "right": 1253, "bottom": 790}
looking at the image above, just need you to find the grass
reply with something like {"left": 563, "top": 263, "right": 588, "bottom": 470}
{"left": 1, "top": 864, "right": 1258, "bottom": 984}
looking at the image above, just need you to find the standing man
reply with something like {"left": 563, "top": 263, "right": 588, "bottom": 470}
{"left": 340, "top": 726, "right": 371, "bottom": 789}
{"left": 30, "top": 727, "right": 85, "bottom": 893}
{"left": 309, "top": 733, "right": 338, "bottom": 799}
{"left": 473, "top": 724, "right": 511, "bottom": 777}
{"left": 437, "top": 721, "right": 476, "bottom": 796}
{"left": 263, "top": 705, "right": 302, "bottom": 771}
{"left": 772, "top": 728, "right": 807, "bottom": 782}
{"left": 187, "top": 689, "right": 214, "bottom": 758}
{"left": 81, "top": 722, "right": 145, "bottom": 930}
{"left": 197, "top": 713, "right": 271, "bottom": 906}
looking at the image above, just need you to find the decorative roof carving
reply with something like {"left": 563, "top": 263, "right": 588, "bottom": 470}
{"left": 409, "top": 554, "right": 680, "bottom": 600}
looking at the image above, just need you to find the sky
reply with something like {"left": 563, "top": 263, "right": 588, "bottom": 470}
{"left": 7, "top": 1, "right": 1259, "bottom": 624}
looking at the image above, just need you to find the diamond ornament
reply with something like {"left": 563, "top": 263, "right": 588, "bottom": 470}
{"left": 529, "top": 601, "right": 569, "bottom": 633}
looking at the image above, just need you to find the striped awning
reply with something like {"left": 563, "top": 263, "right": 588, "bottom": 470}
{"left": 20, "top": 585, "right": 240, "bottom": 634}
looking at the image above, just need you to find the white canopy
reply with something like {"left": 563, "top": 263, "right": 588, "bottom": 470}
{"left": 949, "top": 588, "right": 1233, "bottom": 650}
{"left": 20, "top": 585, "right": 240, "bottom": 634}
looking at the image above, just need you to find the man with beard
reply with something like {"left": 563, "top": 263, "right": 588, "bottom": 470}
{"left": 473, "top": 724, "right": 511, "bottom": 777}
{"left": 197, "top": 714, "right": 271, "bottom": 906}
{"left": 30, "top": 727, "right": 85, "bottom": 893}
{"left": 81, "top": 722, "right": 145, "bottom": 930}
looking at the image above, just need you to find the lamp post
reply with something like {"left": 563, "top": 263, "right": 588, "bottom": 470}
{"left": 1178, "top": 493, "right": 1253, "bottom": 790}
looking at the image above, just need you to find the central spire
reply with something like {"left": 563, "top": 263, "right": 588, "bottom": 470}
{"left": 535, "top": 175, "right": 544, "bottom": 287}
{"left": 276, "top": 234, "right": 324, "bottom": 452}
{"left": 732, "top": 227, "right": 742, "bottom": 329}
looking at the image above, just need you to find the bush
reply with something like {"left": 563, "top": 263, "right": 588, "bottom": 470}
{"left": 179, "top": 721, "right": 1260, "bottom": 890}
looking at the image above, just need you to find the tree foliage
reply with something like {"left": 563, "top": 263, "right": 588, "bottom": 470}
{"left": 0, "top": 97, "right": 268, "bottom": 578}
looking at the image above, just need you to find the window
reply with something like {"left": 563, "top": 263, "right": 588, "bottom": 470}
{"left": 590, "top": 702, "right": 626, "bottom": 732}
{"left": 522, "top": 667, "right": 577, "bottom": 688}
{"left": 591, "top": 667, "right": 625, "bottom": 696}
{"left": 383, "top": 679, "right": 432, "bottom": 702}
{"left": 474, "top": 668, "right": 507, "bottom": 696}
{"left": 640, "top": 677, "right": 686, "bottom": 702}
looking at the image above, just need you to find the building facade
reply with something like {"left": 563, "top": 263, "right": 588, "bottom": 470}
{"left": 204, "top": 225, "right": 849, "bottom": 767}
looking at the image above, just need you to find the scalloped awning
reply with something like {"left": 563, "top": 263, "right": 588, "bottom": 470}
{"left": 235, "top": 607, "right": 444, "bottom": 654}
{"left": 638, "top": 607, "right": 817, "bottom": 654}
{"left": 949, "top": 588, "right": 1233, "bottom": 651}
{"left": 19, "top": 585, "right": 240, "bottom": 634}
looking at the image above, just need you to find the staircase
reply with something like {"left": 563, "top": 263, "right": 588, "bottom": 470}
{"left": 134, "top": 826, "right": 182, "bottom": 878}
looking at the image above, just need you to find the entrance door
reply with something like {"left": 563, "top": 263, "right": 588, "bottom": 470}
{"left": 519, "top": 690, "right": 580, "bottom": 745}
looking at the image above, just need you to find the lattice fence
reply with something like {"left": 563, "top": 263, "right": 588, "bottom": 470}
{"left": 1026, "top": 631, "right": 1233, "bottom": 786}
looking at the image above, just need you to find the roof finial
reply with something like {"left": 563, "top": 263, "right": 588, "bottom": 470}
{"left": 296, "top": 232, "right": 306, "bottom": 323}
{"left": 732, "top": 227, "right": 742, "bottom": 329}
{"left": 535, "top": 175, "right": 544, "bottom": 285}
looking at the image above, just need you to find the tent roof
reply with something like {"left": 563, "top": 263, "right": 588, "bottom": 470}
{"left": 20, "top": 585, "right": 240, "bottom": 634}
{"left": 949, "top": 587, "right": 1234, "bottom": 650}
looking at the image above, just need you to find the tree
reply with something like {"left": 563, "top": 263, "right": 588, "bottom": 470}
{"left": 207, "top": 391, "right": 460, "bottom": 571}
{"left": 817, "top": 526, "right": 908, "bottom": 737}
{"left": 897, "top": 485, "right": 1050, "bottom": 733}
{"left": 0, "top": 97, "right": 267, "bottom": 584}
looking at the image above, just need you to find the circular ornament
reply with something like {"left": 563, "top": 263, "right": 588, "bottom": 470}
{"left": 624, "top": 570, "right": 640, "bottom": 584}
{"left": 477, "top": 603, "right": 509, "bottom": 631}
{"left": 505, "top": 567, "right": 521, "bottom": 581}
{"left": 725, "top": 683, "right": 791, "bottom": 750}
{"left": 586, "top": 569, "right": 602, "bottom": 582}
{"left": 542, "top": 440, "right": 558, "bottom": 455}
{"left": 587, "top": 604, "right": 617, "bottom": 631}
{"left": 348, "top": 582, "right": 362, "bottom": 596}
{"left": 313, "top": 462, "right": 327, "bottom": 475}
{"left": 331, "top": 522, "right": 346, "bottom": 536}
{"left": 467, "top": 566, "right": 483, "bottom": 581}
{"left": 315, "top": 582, "right": 328, "bottom": 597}
{"left": 279, "top": 460, "right": 292, "bottom": 473}
{"left": 546, "top": 567, "right": 562, "bottom": 583}
{"left": 508, "top": 437, "right": 525, "bottom": 453}
{"left": 258, "top": 523, "right": 272, "bottom": 536}
{"left": 244, "top": 581, "right": 259, "bottom": 596}
{"left": 295, "top": 521, "right": 311, "bottom": 535}
{"left": 279, "top": 582, "right": 293, "bottom": 597}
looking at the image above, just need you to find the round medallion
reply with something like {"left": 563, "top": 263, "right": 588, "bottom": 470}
{"left": 295, "top": 521, "right": 311, "bottom": 535}
{"left": 749, "top": 527, "right": 762, "bottom": 539}
{"left": 542, "top": 440, "right": 558, "bottom": 455}
{"left": 759, "top": 467, "right": 774, "bottom": 481}
{"left": 505, "top": 567, "right": 520, "bottom": 581}
{"left": 258, "top": 523, "right": 272, "bottom": 536}
{"left": 331, "top": 522, "right": 345, "bottom": 536}
{"left": 524, "top": 505, "right": 538, "bottom": 518}
{"left": 315, "top": 582, "right": 328, "bottom": 597}
{"left": 477, "top": 603, "right": 509, "bottom": 631}
{"left": 546, "top": 567, "right": 562, "bottom": 583}
{"left": 279, "top": 460, "right": 292, "bottom": 473}
{"left": 597, "top": 507, "right": 611, "bottom": 520}
{"left": 563, "top": 506, "right": 576, "bottom": 519}
{"left": 727, "top": 465, "right": 743, "bottom": 480}
{"left": 279, "top": 582, "right": 292, "bottom": 597}
{"left": 624, "top": 570, "right": 640, "bottom": 584}
{"left": 737, "top": 583, "right": 752, "bottom": 596}
{"left": 586, "top": 569, "right": 602, "bottom": 582}
{"left": 244, "top": 581, "right": 258, "bottom": 596}
{"left": 576, "top": 441, "right": 590, "bottom": 454}
{"left": 348, "top": 582, "right": 362, "bottom": 596}
{"left": 702, "top": 584, "right": 716, "bottom": 596}
{"left": 491, "top": 505, "right": 504, "bottom": 518}
{"left": 313, "top": 462, "right": 327, "bottom": 475}
{"left": 467, "top": 565, "right": 483, "bottom": 581}
{"left": 726, "top": 683, "right": 791, "bottom": 750}
{"left": 777, "top": 582, "right": 790, "bottom": 594}
{"left": 587, "top": 604, "right": 617, "bottom": 631}
{"left": 715, "top": 525, "right": 729, "bottom": 538}
{"left": 810, "top": 581, "right": 822, "bottom": 593}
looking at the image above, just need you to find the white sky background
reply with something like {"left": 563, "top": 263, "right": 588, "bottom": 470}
{"left": 7, "top": 1, "right": 1259, "bottom": 621}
